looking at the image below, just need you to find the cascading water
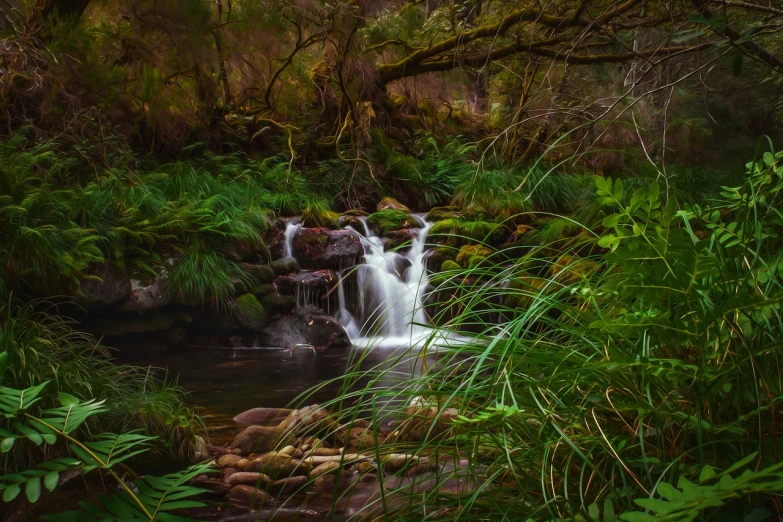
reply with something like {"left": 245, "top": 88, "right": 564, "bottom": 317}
{"left": 283, "top": 221, "right": 301, "bottom": 259}
{"left": 338, "top": 216, "right": 433, "bottom": 346}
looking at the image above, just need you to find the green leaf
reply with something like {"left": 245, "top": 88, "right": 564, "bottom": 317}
{"left": 3, "top": 484, "right": 21, "bottom": 502}
{"left": 43, "top": 472, "right": 59, "bottom": 492}
{"left": 699, "top": 465, "right": 716, "bottom": 482}
{"left": 57, "top": 393, "right": 80, "bottom": 407}
{"left": 1, "top": 437, "right": 15, "bottom": 453}
{"left": 588, "top": 502, "right": 600, "bottom": 521}
{"left": 25, "top": 477, "right": 41, "bottom": 503}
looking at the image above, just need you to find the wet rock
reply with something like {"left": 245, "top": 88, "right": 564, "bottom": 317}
{"left": 78, "top": 263, "right": 131, "bottom": 307}
{"left": 455, "top": 244, "right": 493, "bottom": 268}
{"left": 367, "top": 209, "right": 417, "bottom": 236}
{"left": 270, "top": 257, "right": 299, "bottom": 276}
{"left": 246, "top": 263, "right": 275, "bottom": 285}
{"left": 222, "top": 468, "right": 238, "bottom": 482}
{"left": 376, "top": 197, "right": 410, "bottom": 212}
{"left": 339, "top": 215, "right": 365, "bottom": 230}
{"left": 426, "top": 206, "right": 461, "bottom": 222}
{"left": 233, "top": 407, "right": 293, "bottom": 426}
{"left": 233, "top": 294, "right": 269, "bottom": 331}
{"left": 249, "top": 453, "right": 310, "bottom": 478}
{"left": 440, "top": 260, "right": 461, "bottom": 272}
{"left": 346, "top": 427, "right": 377, "bottom": 451}
{"left": 193, "top": 478, "right": 232, "bottom": 497}
{"left": 278, "top": 405, "right": 333, "bottom": 434}
{"left": 115, "top": 271, "right": 170, "bottom": 312}
{"left": 381, "top": 454, "right": 419, "bottom": 473}
{"left": 309, "top": 461, "right": 339, "bottom": 478}
{"left": 291, "top": 228, "right": 362, "bottom": 271}
{"left": 217, "top": 454, "right": 243, "bottom": 468}
{"left": 384, "top": 228, "right": 419, "bottom": 250}
{"left": 310, "top": 447, "right": 341, "bottom": 457}
{"left": 341, "top": 209, "right": 369, "bottom": 217}
{"left": 261, "top": 305, "right": 350, "bottom": 350}
{"left": 425, "top": 247, "right": 457, "bottom": 273}
{"left": 274, "top": 270, "right": 337, "bottom": 299}
{"left": 231, "top": 425, "right": 287, "bottom": 455}
{"left": 227, "top": 485, "right": 273, "bottom": 506}
{"left": 269, "top": 475, "right": 308, "bottom": 494}
{"left": 229, "top": 472, "right": 272, "bottom": 488}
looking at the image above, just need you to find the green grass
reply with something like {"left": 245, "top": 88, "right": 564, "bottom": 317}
{"left": 301, "top": 146, "right": 783, "bottom": 521}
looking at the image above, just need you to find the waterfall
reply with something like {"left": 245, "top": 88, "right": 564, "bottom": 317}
{"left": 283, "top": 221, "right": 301, "bottom": 260}
{"left": 338, "top": 216, "right": 433, "bottom": 346}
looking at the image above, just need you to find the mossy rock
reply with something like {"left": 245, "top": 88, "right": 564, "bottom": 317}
{"left": 468, "top": 255, "right": 487, "bottom": 269}
{"left": 261, "top": 292, "right": 285, "bottom": 315}
{"left": 367, "top": 209, "right": 416, "bottom": 235}
{"left": 430, "top": 219, "right": 508, "bottom": 246}
{"left": 302, "top": 206, "right": 340, "bottom": 229}
{"left": 341, "top": 209, "right": 369, "bottom": 217}
{"left": 235, "top": 293, "right": 269, "bottom": 331}
{"left": 376, "top": 197, "right": 411, "bottom": 212}
{"left": 252, "top": 284, "right": 276, "bottom": 297}
{"left": 270, "top": 258, "right": 298, "bottom": 276}
{"left": 505, "top": 275, "right": 548, "bottom": 309}
{"left": 339, "top": 215, "right": 365, "bottom": 230}
{"left": 551, "top": 255, "right": 598, "bottom": 285}
{"left": 426, "top": 206, "right": 461, "bottom": 222}
{"left": 426, "top": 247, "right": 456, "bottom": 272}
{"left": 456, "top": 245, "right": 493, "bottom": 268}
{"left": 247, "top": 264, "right": 274, "bottom": 285}
{"left": 441, "top": 260, "right": 461, "bottom": 272}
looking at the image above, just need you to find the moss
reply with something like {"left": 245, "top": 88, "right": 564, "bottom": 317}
{"left": 367, "top": 209, "right": 415, "bottom": 235}
{"left": 426, "top": 247, "right": 456, "bottom": 272}
{"left": 441, "top": 260, "right": 461, "bottom": 272}
{"left": 376, "top": 197, "right": 411, "bottom": 212}
{"left": 261, "top": 292, "right": 285, "bottom": 314}
{"left": 252, "top": 284, "right": 276, "bottom": 297}
{"left": 248, "top": 264, "right": 274, "bottom": 285}
{"left": 302, "top": 204, "right": 340, "bottom": 229}
{"left": 235, "top": 293, "right": 269, "bottom": 330}
{"left": 550, "top": 255, "right": 598, "bottom": 285}
{"left": 456, "top": 244, "right": 493, "bottom": 268}
{"left": 468, "top": 255, "right": 487, "bottom": 269}
{"left": 426, "top": 206, "right": 461, "bottom": 222}
{"left": 505, "top": 275, "right": 548, "bottom": 309}
{"left": 270, "top": 258, "right": 298, "bottom": 276}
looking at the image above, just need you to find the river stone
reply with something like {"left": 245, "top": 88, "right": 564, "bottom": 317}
{"left": 229, "top": 472, "right": 272, "bottom": 488}
{"left": 290, "top": 228, "right": 362, "bottom": 271}
{"left": 249, "top": 454, "right": 311, "bottom": 478}
{"left": 227, "top": 485, "right": 272, "bottom": 506}
{"left": 217, "top": 454, "right": 243, "bottom": 468}
{"left": 270, "top": 257, "right": 299, "bottom": 276}
{"left": 233, "top": 407, "right": 293, "bottom": 426}
{"left": 381, "top": 454, "right": 419, "bottom": 473}
{"left": 274, "top": 270, "right": 337, "bottom": 298}
{"left": 269, "top": 475, "right": 308, "bottom": 494}
{"left": 260, "top": 305, "right": 350, "bottom": 350}
{"left": 367, "top": 209, "right": 417, "bottom": 236}
{"left": 114, "top": 270, "right": 170, "bottom": 312}
{"left": 78, "top": 263, "right": 132, "bottom": 307}
{"left": 233, "top": 294, "right": 269, "bottom": 331}
{"left": 376, "top": 197, "right": 410, "bottom": 212}
{"left": 341, "top": 209, "right": 369, "bottom": 217}
{"left": 383, "top": 228, "right": 419, "bottom": 250}
{"left": 346, "top": 427, "right": 377, "bottom": 451}
{"left": 231, "top": 425, "right": 287, "bottom": 455}
{"left": 309, "top": 461, "right": 339, "bottom": 478}
{"left": 339, "top": 215, "right": 365, "bottom": 230}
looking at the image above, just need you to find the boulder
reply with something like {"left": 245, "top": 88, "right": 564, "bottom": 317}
{"left": 309, "top": 461, "right": 339, "bottom": 479}
{"left": 425, "top": 247, "right": 456, "bottom": 273}
{"left": 248, "top": 453, "right": 311, "bottom": 478}
{"left": 115, "top": 270, "right": 170, "bottom": 312}
{"left": 261, "top": 306, "right": 351, "bottom": 350}
{"left": 234, "top": 294, "right": 269, "bottom": 331}
{"left": 269, "top": 476, "right": 308, "bottom": 494}
{"left": 246, "top": 264, "right": 275, "bottom": 286}
{"left": 274, "top": 270, "right": 337, "bottom": 309}
{"left": 217, "top": 454, "right": 243, "bottom": 469}
{"left": 383, "top": 228, "right": 419, "bottom": 250}
{"left": 376, "top": 197, "right": 410, "bottom": 212}
{"left": 78, "top": 263, "right": 131, "bottom": 307}
{"left": 233, "top": 407, "right": 293, "bottom": 426}
{"left": 231, "top": 425, "right": 287, "bottom": 455}
{"left": 229, "top": 472, "right": 272, "bottom": 488}
{"left": 455, "top": 245, "right": 493, "bottom": 268}
{"left": 367, "top": 209, "right": 417, "bottom": 236}
{"left": 291, "top": 228, "right": 363, "bottom": 271}
{"left": 425, "top": 206, "right": 461, "bottom": 222}
{"left": 339, "top": 215, "right": 365, "bottom": 230}
{"left": 227, "top": 485, "right": 272, "bottom": 506}
{"left": 270, "top": 257, "right": 298, "bottom": 276}
{"left": 340, "top": 209, "right": 368, "bottom": 217}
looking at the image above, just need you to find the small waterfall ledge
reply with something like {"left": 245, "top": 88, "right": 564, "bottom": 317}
{"left": 282, "top": 215, "right": 436, "bottom": 348}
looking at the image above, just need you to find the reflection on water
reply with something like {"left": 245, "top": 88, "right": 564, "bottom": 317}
{"left": 114, "top": 343, "right": 433, "bottom": 442}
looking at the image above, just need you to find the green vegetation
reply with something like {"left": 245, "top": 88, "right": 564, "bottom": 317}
{"left": 319, "top": 147, "right": 783, "bottom": 520}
